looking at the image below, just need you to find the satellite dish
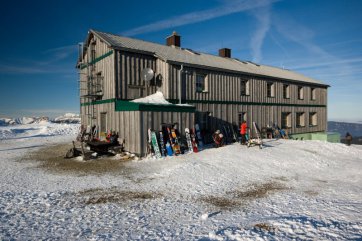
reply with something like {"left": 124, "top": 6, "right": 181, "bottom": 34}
{"left": 141, "top": 68, "right": 154, "bottom": 83}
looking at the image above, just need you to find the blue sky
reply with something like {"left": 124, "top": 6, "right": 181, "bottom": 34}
{"left": 0, "top": 0, "right": 361, "bottom": 120}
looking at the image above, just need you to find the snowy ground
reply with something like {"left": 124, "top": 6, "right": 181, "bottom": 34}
{"left": 0, "top": 123, "right": 361, "bottom": 240}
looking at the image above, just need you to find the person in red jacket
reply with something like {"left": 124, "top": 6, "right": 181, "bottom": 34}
{"left": 240, "top": 121, "right": 248, "bottom": 145}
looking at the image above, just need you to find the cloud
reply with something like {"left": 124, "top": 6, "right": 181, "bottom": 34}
{"left": 43, "top": 45, "right": 78, "bottom": 63}
{"left": 290, "top": 57, "right": 362, "bottom": 70}
{"left": 270, "top": 13, "right": 362, "bottom": 86}
{"left": 122, "top": 0, "right": 280, "bottom": 36}
{"left": 249, "top": 5, "right": 272, "bottom": 62}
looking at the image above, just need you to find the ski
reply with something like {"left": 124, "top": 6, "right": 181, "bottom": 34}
{"left": 247, "top": 122, "right": 263, "bottom": 149}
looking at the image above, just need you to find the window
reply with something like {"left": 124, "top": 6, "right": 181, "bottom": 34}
{"left": 96, "top": 72, "right": 103, "bottom": 92}
{"left": 283, "top": 84, "right": 290, "bottom": 99}
{"left": 238, "top": 112, "right": 247, "bottom": 125}
{"left": 311, "top": 88, "right": 316, "bottom": 100}
{"left": 196, "top": 74, "right": 207, "bottom": 92}
{"left": 240, "top": 79, "right": 249, "bottom": 96}
{"left": 91, "top": 42, "right": 96, "bottom": 62}
{"left": 281, "top": 112, "right": 291, "bottom": 129}
{"left": 267, "top": 82, "right": 275, "bottom": 97}
{"left": 298, "top": 86, "right": 304, "bottom": 100}
{"left": 93, "top": 72, "right": 103, "bottom": 100}
{"left": 296, "top": 112, "right": 305, "bottom": 127}
{"left": 309, "top": 112, "right": 317, "bottom": 126}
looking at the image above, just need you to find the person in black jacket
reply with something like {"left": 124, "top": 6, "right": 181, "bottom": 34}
{"left": 345, "top": 132, "right": 352, "bottom": 146}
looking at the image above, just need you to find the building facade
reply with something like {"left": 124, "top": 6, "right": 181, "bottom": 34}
{"left": 77, "top": 29, "right": 329, "bottom": 155}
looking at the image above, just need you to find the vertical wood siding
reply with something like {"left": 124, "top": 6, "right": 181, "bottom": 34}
{"left": 165, "top": 64, "right": 327, "bottom": 135}
{"left": 82, "top": 102, "right": 195, "bottom": 156}
{"left": 115, "top": 50, "right": 157, "bottom": 99}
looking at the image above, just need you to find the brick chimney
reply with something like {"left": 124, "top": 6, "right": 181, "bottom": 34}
{"left": 219, "top": 48, "right": 231, "bottom": 58}
{"left": 166, "top": 31, "right": 181, "bottom": 48}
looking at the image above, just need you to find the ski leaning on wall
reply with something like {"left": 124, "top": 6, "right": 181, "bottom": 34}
{"left": 246, "top": 122, "right": 263, "bottom": 149}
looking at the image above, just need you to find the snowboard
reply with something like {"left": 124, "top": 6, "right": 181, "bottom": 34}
{"left": 166, "top": 141, "right": 173, "bottom": 156}
{"left": 185, "top": 128, "right": 193, "bottom": 153}
{"left": 195, "top": 124, "right": 204, "bottom": 150}
{"left": 151, "top": 131, "right": 162, "bottom": 158}
{"left": 166, "top": 127, "right": 181, "bottom": 155}
{"left": 147, "top": 128, "right": 153, "bottom": 155}
{"left": 171, "top": 128, "right": 181, "bottom": 155}
{"left": 190, "top": 128, "right": 198, "bottom": 152}
{"left": 159, "top": 130, "right": 167, "bottom": 157}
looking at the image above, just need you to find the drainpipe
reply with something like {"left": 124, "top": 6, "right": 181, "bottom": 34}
{"left": 179, "top": 64, "right": 183, "bottom": 104}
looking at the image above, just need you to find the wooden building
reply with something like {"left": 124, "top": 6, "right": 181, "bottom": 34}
{"left": 77, "top": 29, "right": 329, "bottom": 156}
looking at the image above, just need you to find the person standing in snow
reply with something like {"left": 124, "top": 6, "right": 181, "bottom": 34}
{"left": 345, "top": 132, "right": 352, "bottom": 146}
{"left": 240, "top": 121, "right": 248, "bottom": 145}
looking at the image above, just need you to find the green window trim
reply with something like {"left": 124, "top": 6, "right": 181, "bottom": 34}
{"left": 81, "top": 98, "right": 116, "bottom": 106}
{"left": 115, "top": 100, "right": 196, "bottom": 112}
{"left": 167, "top": 99, "right": 326, "bottom": 108}
{"left": 81, "top": 98, "right": 326, "bottom": 112}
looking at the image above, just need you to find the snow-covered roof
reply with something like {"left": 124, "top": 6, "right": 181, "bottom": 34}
{"left": 90, "top": 29, "right": 328, "bottom": 87}
{"left": 131, "top": 91, "right": 172, "bottom": 105}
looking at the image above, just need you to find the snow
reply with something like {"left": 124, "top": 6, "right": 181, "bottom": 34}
{"left": 0, "top": 113, "right": 80, "bottom": 126}
{"left": 0, "top": 122, "right": 80, "bottom": 140}
{"left": 53, "top": 113, "right": 81, "bottom": 123}
{"left": 131, "top": 91, "right": 172, "bottom": 105}
{"left": 0, "top": 122, "right": 361, "bottom": 240}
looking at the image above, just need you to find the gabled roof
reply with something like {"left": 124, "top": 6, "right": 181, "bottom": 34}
{"left": 89, "top": 29, "right": 328, "bottom": 87}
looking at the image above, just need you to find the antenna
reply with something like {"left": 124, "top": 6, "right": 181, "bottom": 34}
{"left": 141, "top": 68, "right": 154, "bottom": 95}
{"left": 141, "top": 68, "right": 154, "bottom": 85}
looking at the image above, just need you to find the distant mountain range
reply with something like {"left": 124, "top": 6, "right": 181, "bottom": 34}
{"left": 1, "top": 115, "right": 361, "bottom": 138}
{"left": 0, "top": 113, "right": 80, "bottom": 126}
{"left": 328, "top": 121, "right": 362, "bottom": 137}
